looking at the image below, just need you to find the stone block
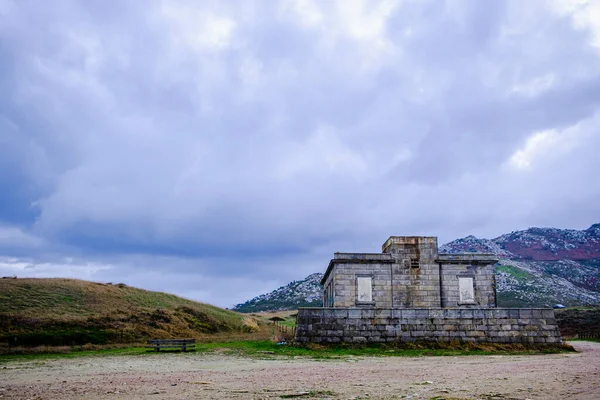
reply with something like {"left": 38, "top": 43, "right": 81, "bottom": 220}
{"left": 333, "top": 309, "right": 349, "bottom": 318}
{"left": 375, "top": 309, "right": 392, "bottom": 318}
{"left": 519, "top": 309, "right": 534, "bottom": 318}
{"left": 526, "top": 318, "right": 545, "bottom": 326}
{"left": 362, "top": 309, "right": 375, "bottom": 318}
{"left": 527, "top": 322, "right": 546, "bottom": 332}
{"left": 542, "top": 309, "right": 555, "bottom": 319}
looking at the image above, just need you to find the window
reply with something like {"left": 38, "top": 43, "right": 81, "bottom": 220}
{"left": 458, "top": 277, "right": 475, "bottom": 303}
{"left": 356, "top": 276, "right": 373, "bottom": 303}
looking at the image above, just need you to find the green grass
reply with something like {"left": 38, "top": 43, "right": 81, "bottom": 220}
{"left": 495, "top": 265, "right": 533, "bottom": 281}
{"left": 278, "top": 319, "right": 297, "bottom": 328}
{"left": 0, "top": 340, "right": 575, "bottom": 364}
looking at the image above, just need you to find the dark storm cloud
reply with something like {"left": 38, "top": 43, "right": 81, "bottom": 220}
{"left": 0, "top": 0, "right": 599, "bottom": 306}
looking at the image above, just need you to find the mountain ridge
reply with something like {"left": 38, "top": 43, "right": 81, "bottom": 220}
{"left": 440, "top": 223, "right": 600, "bottom": 261}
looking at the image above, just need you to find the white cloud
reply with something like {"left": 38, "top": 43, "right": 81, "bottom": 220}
{"left": 0, "top": 256, "right": 112, "bottom": 279}
{"left": 507, "top": 113, "right": 596, "bottom": 171}
{"left": 159, "top": 2, "right": 236, "bottom": 51}
{"left": 276, "top": 126, "right": 368, "bottom": 179}
{"left": 508, "top": 129, "right": 562, "bottom": 170}
{"left": 509, "top": 74, "right": 556, "bottom": 97}
{"left": 549, "top": 0, "right": 600, "bottom": 49}
{"left": 0, "top": 226, "right": 43, "bottom": 248}
{"left": 282, "top": 0, "right": 324, "bottom": 28}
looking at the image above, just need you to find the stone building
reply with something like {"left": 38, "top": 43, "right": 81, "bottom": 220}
{"left": 322, "top": 236, "right": 497, "bottom": 309}
{"left": 295, "top": 235, "right": 562, "bottom": 344}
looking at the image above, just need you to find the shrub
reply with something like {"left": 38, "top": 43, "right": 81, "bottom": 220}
{"left": 242, "top": 317, "right": 260, "bottom": 333}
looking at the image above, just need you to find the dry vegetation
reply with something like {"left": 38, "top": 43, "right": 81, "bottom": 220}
{"left": 554, "top": 306, "right": 600, "bottom": 338}
{"left": 0, "top": 278, "right": 274, "bottom": 350}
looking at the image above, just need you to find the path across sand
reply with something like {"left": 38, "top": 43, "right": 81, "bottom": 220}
{"left": 1, "top": 341, "right": 599, "bottom": 399}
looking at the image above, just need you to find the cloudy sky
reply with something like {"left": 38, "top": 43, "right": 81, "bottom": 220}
{"left": 1, "top": 0, "right": 599, "bottom": 307}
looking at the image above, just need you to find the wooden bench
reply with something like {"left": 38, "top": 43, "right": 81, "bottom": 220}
{"left": 147, "top": 339, "right": 196, "bottom": 352}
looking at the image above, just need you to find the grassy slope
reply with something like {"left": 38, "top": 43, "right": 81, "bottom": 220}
{"left": 553, "top": 306, "right": 600, "bottom": 337}
{"left": 0, "top": 278, "right": 264, "bottom": 347}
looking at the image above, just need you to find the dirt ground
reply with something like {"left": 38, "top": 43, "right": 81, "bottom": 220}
{"left": 1, "top": 341, "right": 599, "bottom": 400}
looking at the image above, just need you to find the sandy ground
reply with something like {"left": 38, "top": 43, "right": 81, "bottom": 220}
{"left": 1, "top": 341, "right": 599, "bottom": 400}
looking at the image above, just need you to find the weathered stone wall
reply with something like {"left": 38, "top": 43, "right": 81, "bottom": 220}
{"left": 323, "top": 237, "right": 499, "bottom": 309}
{"left": 391, "top": 259, "right": 441, "bottom": 308}
{"left": 295, "top": 308, "right": 562, "bottom": 344}
{"left": 332, "top": 260, "right": 394, "bottom": 307}
{"left": 439, "top": 262, "right": 496, "bottom": 308}
{"left": 322, "top": 267, "right": 334, "bottom": 307}
{"left": 385, "top": 237, "right": 441, "bottom": 308}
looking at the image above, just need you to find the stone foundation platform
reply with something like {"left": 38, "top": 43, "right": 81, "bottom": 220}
{"left": 294, "top": 308, "right": 562, "bottom": 344}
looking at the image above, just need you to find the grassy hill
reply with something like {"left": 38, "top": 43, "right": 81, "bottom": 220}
{"left": 0, "top": 278, "right": 262, "bottom": 348}
{"left": 554, "top": 306, "right": 600, "bottom": 337}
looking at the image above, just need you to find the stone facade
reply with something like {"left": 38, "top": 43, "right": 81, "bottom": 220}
{"left": 296, "top": 235, "right": 562, "bottom": 344}
{"left": 295, "top": 307, "right": 562, "bottom": 344}
{"left": 321, "top": 236, "right": 498, "bottom": 309}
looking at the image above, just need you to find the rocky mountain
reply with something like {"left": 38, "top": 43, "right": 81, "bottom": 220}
{"left": 235, "top": 224, "right": 600, "bottom": 312}
{"left": 441, "top": 224, "right": 600, "bottom": 307}
{"left": 233, "top": 273, "right": 323, "bottom": 312}
{"left": 440, "top": 223, "right": 600, "bottom": 261}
